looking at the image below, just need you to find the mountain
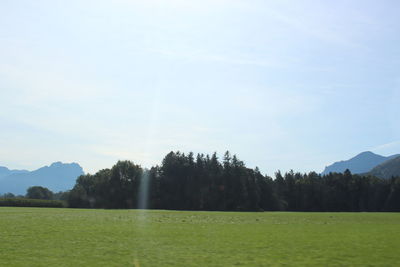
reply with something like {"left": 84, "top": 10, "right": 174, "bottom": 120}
{"left": 0, "top": 166, "right": 29, "bottom": 179}
{"left": 0, "top": 162, "right": 84, "bottom": 195}
{"left": 367, "top": 156, "right": 400, "bottom": 179}
{"left": 322, "top": 151, "right": 400, "bottom": 175}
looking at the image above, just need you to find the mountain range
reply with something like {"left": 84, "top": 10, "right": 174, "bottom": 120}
{"left": 368, "top": 156, "right": 400, "bottom": 179}
{"left": 0, "top": 162, "right": 84, "bottom": 195}
{"left": 322, "top": 151, "right": 400, "bottom": 177}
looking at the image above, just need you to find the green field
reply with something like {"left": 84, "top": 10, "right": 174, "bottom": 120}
{"left": 0, "top": 208, "right": 399, "bottom": 266}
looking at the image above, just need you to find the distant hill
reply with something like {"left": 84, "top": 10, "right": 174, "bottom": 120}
{"left": 322, "top": 151, "right": 400, "bottom": 175}
{"left": 0, "top": 162, "right": 84, "bottom": 195}
{"left": 0, "top": 166, "right": 29, "bottom": 179}
{"left": 367, "top": 156, "right": 400, "bottom": 179}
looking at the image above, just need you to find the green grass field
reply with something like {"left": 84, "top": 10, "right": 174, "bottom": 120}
{"left": 0, "top": 208, "right": 399, "bottom": 266}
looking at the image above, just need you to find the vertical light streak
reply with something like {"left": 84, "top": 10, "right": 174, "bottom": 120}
{"left": 136, "top": 86, "right": 161, "bottom": 211}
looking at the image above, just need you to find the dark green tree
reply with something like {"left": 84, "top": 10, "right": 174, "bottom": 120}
{"left": 26, "top": 186, "right": 54, "bottom": 200}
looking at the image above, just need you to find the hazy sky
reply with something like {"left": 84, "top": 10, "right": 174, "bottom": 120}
{"left": 1, "top": 0, "right": 399, "bottom": 175}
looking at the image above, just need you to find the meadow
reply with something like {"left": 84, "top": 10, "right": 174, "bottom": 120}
{"left": 0, "top": 208, "right": 399, "bottom": 266}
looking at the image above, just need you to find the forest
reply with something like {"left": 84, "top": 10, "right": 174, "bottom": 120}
{"left": 66, "top": 151, "right": 400, "bottom": 211}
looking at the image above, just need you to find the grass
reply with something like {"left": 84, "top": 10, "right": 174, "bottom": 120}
{"left": 0, "top": 208, "right": 399, "bottom": 266}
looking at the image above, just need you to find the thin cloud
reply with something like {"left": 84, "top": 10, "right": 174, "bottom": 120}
{"left": 372, "top": 141, "right": 400, "bottom": 152}
{"left": 147, "top": 47, "right": 287, "bottom": 68}
{"left": 261, "top": 2, "right": 368, "bottom": 50}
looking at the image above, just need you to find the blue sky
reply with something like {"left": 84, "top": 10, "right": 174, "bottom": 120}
{"left": 1, "top": 0, "right": 399, "bottom": 175}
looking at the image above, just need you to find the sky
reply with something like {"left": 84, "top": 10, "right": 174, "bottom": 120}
{"left": 0, "top": 0, "right": 399, "bottom": 175}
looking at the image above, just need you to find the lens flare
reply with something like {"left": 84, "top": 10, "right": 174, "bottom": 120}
{"left": 137, "top": 171, "right": 150, "bottom": 210}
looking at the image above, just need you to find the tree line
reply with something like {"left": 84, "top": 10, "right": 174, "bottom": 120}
{"left": 0, "top": 186, "right": 67, "bottom": 208}
{"left": 66, "top": 151, "right": 400, "bottom": 211}
{"left": 0, "top": 186, "right": 68, "bottom": 201}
